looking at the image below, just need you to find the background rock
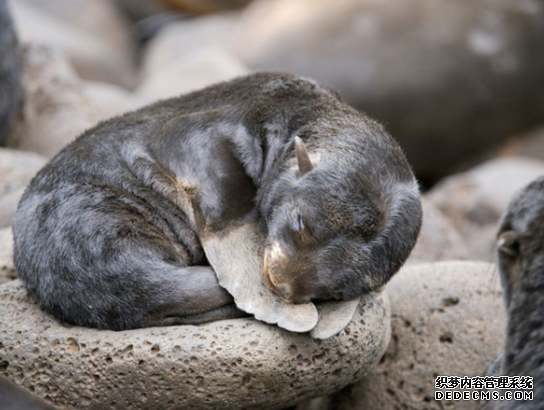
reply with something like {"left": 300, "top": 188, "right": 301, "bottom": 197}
{"left": 0, "top": 228, "right": 15, "bottom": 285}
{"left": 299, "top": 261, "right": 506, "bottom": 410}
{"left": 407, "top": 198, "right": 470, "bottom": 265}
{"left": 232, "top": 0, "right": 544, "bottom": 183}
{"left": 140, "top": 13, "right": 239, "bottom": 78}
{"left": 7, "top": 0, "right": 136, "bottom": 89}
{"left": 0, "top": 148, "right": 47, "bottom": 228}
{"left": 6, "top": 43, "right": 102, "bottom": 158}
{"left": 83, "top": 81, "right": 147, "bottom": 122}
{"left": 0, "top": 281, "right": 390, "bottom": 410}
{"left": 137, "top": 48, "right": 248, "bottom": 101}
{"left": 426, "top": 157, "right": 544, "bottom": 262}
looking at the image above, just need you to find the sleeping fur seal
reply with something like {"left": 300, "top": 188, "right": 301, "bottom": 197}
{"left": 483, "top": 176, "right": 544, "bottom": 409}
{"left": 13, "top": 72, "right": 421, "bottom": 330}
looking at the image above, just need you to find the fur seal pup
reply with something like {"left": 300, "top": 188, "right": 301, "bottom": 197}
{"left": 13, "top": 72, "right": 421, "bottom": 330}
{"left": 0, "top": 0, "right": 22, "bottom": 145}
{"left": 483, "top": 176, "right": 544, "bottom": 409}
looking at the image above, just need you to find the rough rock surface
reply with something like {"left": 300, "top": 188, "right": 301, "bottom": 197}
{"left": 426, "top": 157, "right": 544, "bottom": 262}
{"left": 407, "top": 198, "right": 470, "bottom": 265}
{"left": 0, "top": 280, "right": 391, "bottom": 410}
{"left": 0, "top": 148, "right": 47, "bottom": 228}
{"left": 232, "top": 0, "right": 544, "bottom": 183}
{"left": 6, "top": 43, "right": 102, "bottom": 159}
{"left": 299, "top": 261, "right": 506, "bottom": 410}
{"left": 8, "top": 0, "right": 136, "bottom": 88}
{"left": 0, "top": 228, "right": 15, "bottom": 285}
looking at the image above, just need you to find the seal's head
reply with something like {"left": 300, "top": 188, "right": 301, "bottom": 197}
{"left": 496, "top": 176, "right": 544, "bottom": 309}
{"left": 262, "top": 135, "right": 421, "bottom": 304}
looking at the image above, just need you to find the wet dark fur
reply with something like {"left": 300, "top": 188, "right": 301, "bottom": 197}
{"left": 483, "top": 176, "right": 544, "bottom": 409}
{"left": 0, "top": 0, "right": 22, "bottom": 145}
{"left": 13, "top": 72, "right": 421, "bottom": 330}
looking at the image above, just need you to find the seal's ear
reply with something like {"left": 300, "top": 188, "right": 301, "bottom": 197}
{"left": 295, "top": 136, "right": 314, "bottom": 178}
{"left": 497, "top": 230, "right": 518, "bottom": 257}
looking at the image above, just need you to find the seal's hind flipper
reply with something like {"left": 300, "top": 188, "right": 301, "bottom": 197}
{"left": 145, "top": 303, "right": 248, "bottom": 327}
{"left": 143, "top": 265, "right": 243, "bottom": 327}
{"left": 310, "top": 298, "right": 361, "bottom": 339}
{"left": 202, "top": 222, "right": 320, "bottom": 333}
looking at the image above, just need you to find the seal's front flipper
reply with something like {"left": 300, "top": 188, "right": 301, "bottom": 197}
{"left": 311, "top": 297, "right": 361, "bottom": 339}
{"left": 202, "top": 222, "right": 320, "bottom": 333}
{"left": 143, "top": 265, "right": 246, "bottom": 326}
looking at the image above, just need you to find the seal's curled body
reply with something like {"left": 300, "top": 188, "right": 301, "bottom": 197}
{"left": 13, "top": 73, "right": 422, "bottom": 330}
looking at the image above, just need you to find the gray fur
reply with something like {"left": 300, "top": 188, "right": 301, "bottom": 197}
{"left": 0, "top": 0, "right": 22, "bottom": 145}
{"left": 484, "top": 176, "right": 544, "bottom": 409}
{"left": 13, "top": 72, "right": 422, "bottom": 330}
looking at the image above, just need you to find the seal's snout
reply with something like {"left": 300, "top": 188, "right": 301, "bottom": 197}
{"left": 263, "top": 243, "right": 298, "bottom": 303}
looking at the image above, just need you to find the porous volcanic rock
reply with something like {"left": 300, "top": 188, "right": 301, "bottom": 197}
{"left": 0, "top": 280, "right": 391, "bottom": 410}
{"left": 300, "top": 261, "right": 506, "bottom": 410}
{"left": 232, "top": 0, "right": 544, "bottom": 183}
{"left": 426, "top": 157, "right": 544, "bottom": 262}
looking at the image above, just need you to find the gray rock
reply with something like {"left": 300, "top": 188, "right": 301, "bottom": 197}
{"left": 426, "top": 157, "right": 544, "bottom": 262}
{"left": 300, "top": 261, "right": 506, "bottom": 410}
{"left": 0, "top": 187, "right": 25, "bottom": 228}
{"left": 7, "top": 0, "right": 136, "bottom": 88}
{"left": 83, "top": 81, "right": 147, "bottom": 122}
{"left": 0, "top": 148, "right": 47, "bottom": 228}
{"left": 140, "top": 13, "right": 239, "bottom": 78}
{"left": 0, "top": 228, "right": 15, "bottom": 285}
{"left": 232, "top": 0, "right": 544, "bottom": 183}
{"left": 6, "top": 43, "right": 102, "bottom": 158}
{"left": 0, "top": 148, "right": 47, "bottom": 197}
{"left": 407, "top": 198, "right": 470, "bottom": 265}
{"left": 0, "top": 280, "right": 391, "bottom": 410}
{"left": 137, "top": 48, "right": 248, "bottom": 102}
{"left": 497, "top": 125, "right": 544, "bottom": 162}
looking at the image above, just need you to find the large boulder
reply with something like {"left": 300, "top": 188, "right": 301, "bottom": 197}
{"left": 0, "top": 280, "right": 391, "bottom": 409}
{"left": 407, "top": 198, "right": 470, "bottom": 265}
{"left": 7, "top": 0, "right": 136, "bottom": 88}
{"left": 300, "top": 261, "right": 506, "bottom": 410}
{"left": 137, "top": 48, "right": 248, "bottom": 102}
{"left": 5, "top": 43, "right": 102, "bottom": 158}
{"left": 426, "top": 157, "right": 544, "bottom": 262}
{"left": 232, "top": 0, "right": 544, "bottom": 183}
